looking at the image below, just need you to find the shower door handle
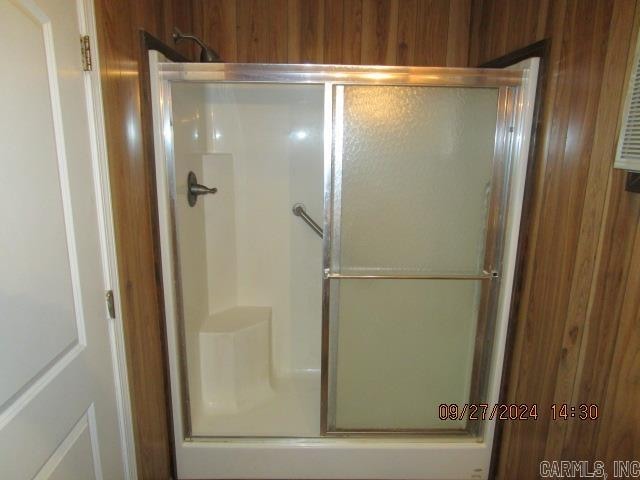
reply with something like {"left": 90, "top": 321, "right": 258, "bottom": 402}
{"left": 187, "top": 171, "right": 217, "bottom": 207}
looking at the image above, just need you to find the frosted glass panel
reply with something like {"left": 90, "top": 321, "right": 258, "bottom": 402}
{"left": 335, "top": 86, "right": 499, "bottom": 275}
{"left": 333, "top": 279, "right": 481, "bottom": 430}
{"left": 328, "top": 85, "right": 502, "bottom": 433}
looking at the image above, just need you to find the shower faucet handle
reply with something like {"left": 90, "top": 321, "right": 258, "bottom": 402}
{"left": 190, "top": 183, "right": 217, "bottom": 195}
{"left": 187, "top": 171, "right": 217, "bottom": 207}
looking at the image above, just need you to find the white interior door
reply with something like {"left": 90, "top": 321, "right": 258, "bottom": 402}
{"left": 0, "top": 0, "right": 126, "bottom": 478}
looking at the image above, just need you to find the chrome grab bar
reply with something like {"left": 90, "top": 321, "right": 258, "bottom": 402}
{"left": 292, "top": 203, "right": 323, "bottom": 238}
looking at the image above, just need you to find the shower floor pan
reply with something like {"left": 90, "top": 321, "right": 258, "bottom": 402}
{"left": 191, "top": 372, "right": 320, "bottom": 437}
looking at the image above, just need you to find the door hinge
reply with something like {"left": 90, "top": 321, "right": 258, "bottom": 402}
{"left": 105, "top": 290, "right": 116, "bottom": 319}
{"left": 80, "top": 35, "right": 92, "bottom": 71}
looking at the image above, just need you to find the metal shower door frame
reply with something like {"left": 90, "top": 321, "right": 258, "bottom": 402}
{"left": 153, "top": 60, "right": 531, "bottom": 441}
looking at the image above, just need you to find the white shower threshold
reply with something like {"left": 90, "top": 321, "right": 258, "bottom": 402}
{"left": 191, "top": 371, "right": 320, "bottom": 437}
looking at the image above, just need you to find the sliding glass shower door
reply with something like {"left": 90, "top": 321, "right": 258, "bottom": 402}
{"left": 322, "top": 84, "right": 512, "bottom": 434}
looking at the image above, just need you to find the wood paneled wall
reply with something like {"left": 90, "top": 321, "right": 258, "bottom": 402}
{"left": 191, "top": 0, "right": 471, "bottom": 66}
{"left": 470, "top": 0, "right": 640, "bottom": 478}
{"left": 93, "top": 1, "right": 195, "bottom": 478}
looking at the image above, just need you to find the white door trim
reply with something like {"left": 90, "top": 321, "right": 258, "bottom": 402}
{"left": 76, "top": 0, "right": 137, "bottom": 477}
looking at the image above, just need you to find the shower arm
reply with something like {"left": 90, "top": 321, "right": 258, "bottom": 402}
{"left": 172, "top": 27, "right": 221, "bottom": 63}
{"left": 292, "top": 204, "right": 323, "bottom": 239}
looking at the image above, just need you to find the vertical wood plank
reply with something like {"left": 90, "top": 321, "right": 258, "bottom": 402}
{"left": 288, "top": 0, "right": 325, "bottom": 62}
{"left": 499, "top": 0, "right": 547, "bottom": 55}
{"left": 535, "top": 0, "right": 552, "bottom": 40}
{"left": 237, "top": 0, "right": 269, "bottom": 62}
{"left": 396, "top": 0, "right": 418, "bottom": 65}
{"left": 268, "top": 0, "right": 289, "bottom": 62}
{"left": 135, "top": 0, "right": 163, "bottom": 37}
{"left": 468, "top": 0, "right": 485, "bottom": 66}
{"left": 414, "top": 0, "right": 450, "bottom": 66}
{"left": 361, "top": 0, "right": 399, "bottom": 65}
{"left": 474, "top": 0, "right": 498, "bottom": 63}
{"left": 194, "top": 0, "right": 238, "bottom": 62}
{"left": 508, "top": 0, "right": 537, "bottom": 49}
{"left": 486, "top": 0, "right": 508, "bottom": 58}
{"left": 446, "top": 0, "right": 471, "bottom": 66}
{"left": 324, "top": 0, "right": 345, "bottom": 63}
{"left": 342, "top": 0, "right": 363, "bottom": 63}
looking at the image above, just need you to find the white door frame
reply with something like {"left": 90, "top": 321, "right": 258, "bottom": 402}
{"left": 78, "top": 0, "right": 137, "bottom": 477}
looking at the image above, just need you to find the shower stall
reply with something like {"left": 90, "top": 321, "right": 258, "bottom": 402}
{"left": 150, "top": 53, "right": 538, "bottom": 479}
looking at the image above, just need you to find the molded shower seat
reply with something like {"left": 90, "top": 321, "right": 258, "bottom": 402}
{"left": 199, "top": 306, "right": 273, "bottom": 413}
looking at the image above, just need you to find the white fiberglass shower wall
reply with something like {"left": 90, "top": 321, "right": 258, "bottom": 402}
{"left": 170, "top": 82, "right": 324, "bottom": 436}
{"left": 151, "top": 53, "right": 539, "bottom": 479}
